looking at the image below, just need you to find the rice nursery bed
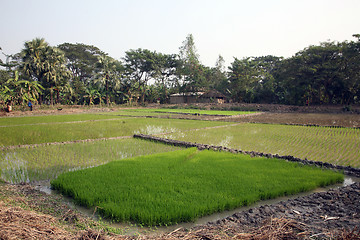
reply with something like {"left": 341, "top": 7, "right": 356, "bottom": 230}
{"left": 51, "top": 148, "right": 343, "bottom": 227}
{"left": 164, "top": 123, "right": 360, "bottom": 168}
{"left": 0, "top": 117, "right": 231, "bottom": 147}
{"left": 0, "top": 138, "right": 183, "bottom": 183}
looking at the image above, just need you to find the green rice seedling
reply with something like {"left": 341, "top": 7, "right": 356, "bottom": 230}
{"left": 0, "top": 113, "right": 125, "bottom": 127}
{"left": 0, "top": 138, "right": 183, "bottom": 183}
{"left": 163, "top": 123, "right": 360, "bottom": 168}
{"left": 0, "top": 117, "right": 231, "bottom": 146}
{"left": 51, "top": 148, "right": 343, "bottom": 226}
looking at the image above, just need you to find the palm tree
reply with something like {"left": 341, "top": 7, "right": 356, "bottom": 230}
{"left": 42, "top": 47, "right": 70, "bottom": 105}
{"left": 21, "top": 38, "right": 70, "bottom": 105}
{"left": 95, "top": 55, "right": 121, "bottom": 105}
{"left": 21, "top": 38, "right": 48, "bottom": 82}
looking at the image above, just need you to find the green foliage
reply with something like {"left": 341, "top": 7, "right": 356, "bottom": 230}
{"left": 51, "top": 148, "right": 343, "bottom": 226}
{"left": 95, "top": 55, "right": 123, "bottom": 105}
{"left": 227, "top": 56, "right": 282, "bottom": 103}
{"left": 0, "top": 70, "right": 44, "bottom": 107}
{"left": 3, "top": 34, "right": 360, "bottom": 106}
{"left": 58, "top": 43, "right": 105, "bottom": 104}
{"left": 178, "top": 34, "right": 208, "bottom": 92}
{"left": 165, "top": 123, "right": 360, "bottom": 168}
{"left": 21, "top": 38, "right": 70, "bottom": 105}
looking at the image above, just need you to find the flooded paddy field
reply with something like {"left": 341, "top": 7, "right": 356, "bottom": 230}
{"left": 0, "top": 106, "right": 360, "bottom": 239}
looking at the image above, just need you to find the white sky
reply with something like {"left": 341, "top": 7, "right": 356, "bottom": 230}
{"left": 1, "top": 0, "right": 359, "bottom": 67}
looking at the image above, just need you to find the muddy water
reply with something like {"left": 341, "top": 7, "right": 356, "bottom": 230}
{"left": 33, "top": 176, "right": 359, "bottom": 235}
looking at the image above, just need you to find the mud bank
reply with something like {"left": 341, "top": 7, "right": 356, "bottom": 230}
{"left": 156, "top": 182, "right": 360, "bottom": 240}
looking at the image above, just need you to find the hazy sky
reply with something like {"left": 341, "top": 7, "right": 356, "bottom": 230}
{"left": 1, "top": 0, "right": 359, "bottom": 67}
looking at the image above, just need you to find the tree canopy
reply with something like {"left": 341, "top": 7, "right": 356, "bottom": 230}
{"left": 1, "top": 34, "right": 359, "bottom": 108}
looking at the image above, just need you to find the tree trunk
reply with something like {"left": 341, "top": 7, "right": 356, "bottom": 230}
{"left": 50, "top": 92, "right": 54, "bottom": 105}
{"left": 57, "top": 90, "right": 60, "bottom": 104}
{"left": 106, "top": 79, "right": 109, "bottom": 105}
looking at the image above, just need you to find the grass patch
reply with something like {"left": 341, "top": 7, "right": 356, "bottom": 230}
{"left": 51, "top": 148, "right": 343, "bottom": 226}
{"left": 0, "top": 117, "right": 231, "bottom": 146}
{"left": 164, "top": 123, "right": 360, "bottom": 168}
{"left": 0, "top": 138, "right": 183, "bottom": 183}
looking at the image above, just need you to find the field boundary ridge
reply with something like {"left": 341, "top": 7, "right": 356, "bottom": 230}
{"left": 133, "top": 134, "right": 360, "bottom": 177}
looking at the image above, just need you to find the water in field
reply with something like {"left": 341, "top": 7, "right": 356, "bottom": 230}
{"left": 33, "top": 176, "right": 359, "bottom": 235}
{"left": 133, "top": 125, "right": 179, "bottom": 135}
{"left": 0, "top": 138, "right": 183, "bottom": 184}
{"left": 164, "top": 123, "right": 360, "bottom": 168}
{"left": 0, "top": 152, "right": 30, "bottom": 184}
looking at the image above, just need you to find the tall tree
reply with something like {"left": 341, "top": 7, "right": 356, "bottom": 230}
{"left": 178, "top": 34, "right": 206, "bottom": 92}
{"left": 95, "top": 55, "right": 122, "bottom": 105}
{"left": 340, "top": 35, "right": 360, "bottom": 104}
{"left": 123, "top": 49, "right": 158, "bottom": 104}
{"left": 227, "top": 57, "right": 259, "bottom": 103}
{"left": 58, "top": 43, "right": 103, "bottom": 84}
{"left": 21, "top": 38, "right": 69, "bottom": 104}
{"left": 207, "top": 55, "right": 227, "bottom": 93}
{"left": 153, "top": 53, "right": 179, "bottom": 103}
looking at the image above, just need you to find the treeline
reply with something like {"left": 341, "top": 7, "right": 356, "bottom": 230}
{"left": 1, "top": 34, "right": 359, "bottom": 108}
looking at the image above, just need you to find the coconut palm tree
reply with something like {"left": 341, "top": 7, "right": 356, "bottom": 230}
{"left": 95, "top": 55, "right": 122, "bottom": 105}
{"left": 21, "top": 38, "right": 48, "bottom": 82}
{"left": 21, "top": 38, "right": 70, "bottom": 105}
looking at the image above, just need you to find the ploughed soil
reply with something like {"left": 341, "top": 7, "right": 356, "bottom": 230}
{"left": 1, "top": 103, "right": 360, "bottom": 239}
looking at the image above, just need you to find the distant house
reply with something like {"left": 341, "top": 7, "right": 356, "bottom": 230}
{"left": 170, "top": 90, "right": 227, "bottom": 104}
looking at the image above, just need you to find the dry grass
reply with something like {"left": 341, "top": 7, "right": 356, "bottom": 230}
{"left": 0, "top": 201, "right": 74, "bottom": 240}
{"left": 0, "top": 197, "right": 358, "bottom": 240}
{"left": 0, "top": 201, "right": 126, "bottom": 240}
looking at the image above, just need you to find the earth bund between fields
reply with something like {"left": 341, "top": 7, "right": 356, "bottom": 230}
{"left": 134, "top": 134, "right": 360, "bottom": 178}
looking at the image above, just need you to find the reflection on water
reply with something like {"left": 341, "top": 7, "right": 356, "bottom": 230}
{"left": 0, "top": 152, "right": 29, "bottom": 184}
{"left": 343, "top": 177, "right": 355, "bottom": 186}
{"left": 134, "top": 125, "right": 178, "bottom": 135}
{"left": 219, "top": 136, "right": 233, "bottom": 148}
{"left": 0, "top": 138, "right": 182, "bottom": 184}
